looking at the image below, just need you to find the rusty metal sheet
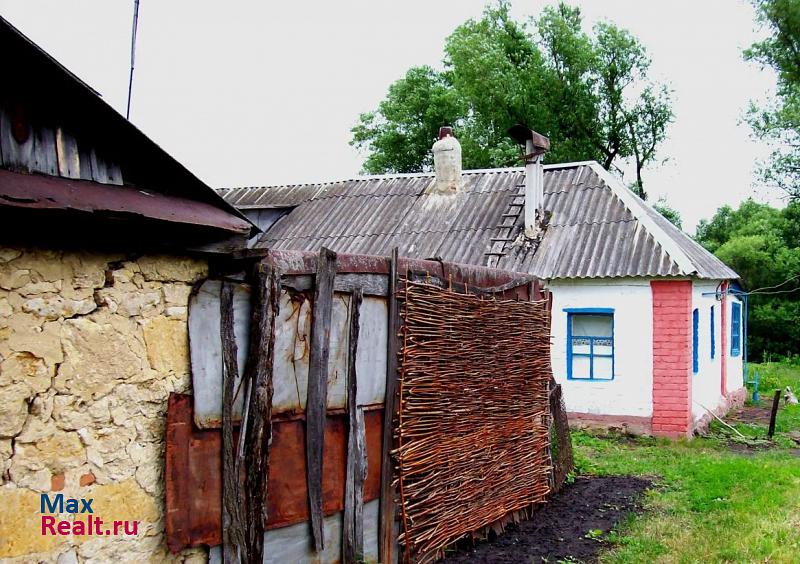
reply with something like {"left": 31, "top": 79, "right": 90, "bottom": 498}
{"left": 165, "top": 393, "right": 384, "bottom": 552}
{"left": 0, "top": 168, "right": 252, "bottom": 234}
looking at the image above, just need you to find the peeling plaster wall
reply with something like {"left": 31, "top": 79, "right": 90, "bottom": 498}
{"left": 0, "top": 247, "right": 208, "bottom": 563}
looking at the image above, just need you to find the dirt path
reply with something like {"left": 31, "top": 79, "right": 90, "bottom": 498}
{"left": 442, "top": 476, "right": 651, "bottom": 563}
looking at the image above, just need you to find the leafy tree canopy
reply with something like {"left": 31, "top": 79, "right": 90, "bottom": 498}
{"left": 745, "top": 0, "right": 800, "bottom": 199}
{"left": 652, "top": 197, "right": 683, "bottom": 229}
{"left": 351, "top": 1, "right": 672, "bottom": 198}
{"left": 696, "top": 199, "right": 800, "bottom": 359}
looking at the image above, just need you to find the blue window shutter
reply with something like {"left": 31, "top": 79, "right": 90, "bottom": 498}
{"left": 692, "top": 308, "right": 699, "bottom": 374}
{"left": 710, "top": 306, "right": 715, "bottom": 360}
{"left": 731, "top": 302, "right": 741, "bottom": 356}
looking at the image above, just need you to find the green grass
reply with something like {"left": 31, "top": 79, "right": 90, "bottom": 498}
{"left": 574, "top": 362, "right": 800, "bottom": 563}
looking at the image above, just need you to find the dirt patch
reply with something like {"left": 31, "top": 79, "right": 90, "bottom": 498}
{"left": 727, "top": 402, "right": 773, "bottom": 426}
{"left": 441, "top": 476, "right": 651, "bottom": 563}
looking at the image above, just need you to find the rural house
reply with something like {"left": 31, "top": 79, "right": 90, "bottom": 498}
{"left": 0, "top": 18, "right": 567, "bottom": 564}
{"left": 0, "top": 16, "right": 255, "bottom": 562}
{"left": 221, "top": 127, "right": 747, "bottom": 438}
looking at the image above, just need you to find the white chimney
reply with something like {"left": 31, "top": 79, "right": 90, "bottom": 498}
{"left": 508, "top": 125, "right": 550, "bottom": 238}
{"left": 430, "top": 126, "right": 461, "bottom": 194}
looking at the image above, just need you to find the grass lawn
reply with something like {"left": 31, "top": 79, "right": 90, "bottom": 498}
{"left": 574, "top": 362, "right": 800, "bottom": 563}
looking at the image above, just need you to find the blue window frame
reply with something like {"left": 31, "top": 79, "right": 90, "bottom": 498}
{"left": 731, "top": 302, "right": 741, "bottom": 357}
{"left": 692, "top": 308, "right": 699, "bottom": 374}
{"left": 565, "top": 308, "right": 614, "bottom": 381}
{"left": 710, "top": 306, "right": 715, "bottom": 360}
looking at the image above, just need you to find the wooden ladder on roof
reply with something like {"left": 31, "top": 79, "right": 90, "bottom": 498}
{"left": 485, "top": 185, "right": 526, "bottom": 268}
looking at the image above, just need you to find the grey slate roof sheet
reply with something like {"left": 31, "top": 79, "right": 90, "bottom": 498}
{"left": 218, "top": 162, "right": 738, "bottom": 280}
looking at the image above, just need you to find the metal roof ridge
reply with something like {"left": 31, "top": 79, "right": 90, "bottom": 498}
{"left": 586, "top": 162, "right": 696, "bottom": 276}
{"left": 217, "top": 161, "right": 599, "bottom": 192}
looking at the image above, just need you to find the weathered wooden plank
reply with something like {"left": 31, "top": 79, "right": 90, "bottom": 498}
{"left": 56, "top": 127, "right": 81, "bottom": 179}
{"left": 354, "top": 407, "right": 366, "bottom": 559}
{"left": 89, "top": 147, "right": 110, "bottom": 184}
{"left": 380, "top": 247, "right": 400, "bottom": 563}
{"left": 220, "top": 282, "right": 247, "bottom": 563}
{"left": 343, "top": 288, "right": 364, "bottom": 563}
{"left": 32, "top": 126, "right": 58, "bottom": 176}
{"left": 0, "top": 105, "right": 34, "bottom": 171}
{"left": 241, "top": 260, "right": 281, "bottom": 562}
{"left": 306, "top": 247, "right": 338, "bottom": 552}
{"left": 283, "top": 273, "right": 389, "bottom": 297}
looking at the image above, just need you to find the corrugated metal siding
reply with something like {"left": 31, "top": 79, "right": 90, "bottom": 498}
{"left": 220, "top": 164, "right": 737, "bottom": 280}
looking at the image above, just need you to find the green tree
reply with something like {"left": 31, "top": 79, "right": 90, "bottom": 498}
{"left": 745, "top": 0, "right": 800, "bottom": 199}
{"left": 696, "top": 199, "right": 800, "bottom": 358}
{"left": 351, "top": 1, "right": 673, "bottom": 198}
{"left": 653, "top": 197, "right": 682, "bottom": 229}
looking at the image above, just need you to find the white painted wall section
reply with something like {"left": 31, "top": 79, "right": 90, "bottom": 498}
{"left": 548, "top": 278, "right": 653, "bottom": 417}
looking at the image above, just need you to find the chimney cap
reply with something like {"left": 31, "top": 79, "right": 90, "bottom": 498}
{"left": 438, "top": 126, "right": 454, "bottom": 139}
{"left": 508, "top": 124, "right": 550, "bottom": 152}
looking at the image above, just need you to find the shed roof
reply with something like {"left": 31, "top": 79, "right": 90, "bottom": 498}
{"left": 220, "top": 161, "right": 737, "bottom": 280}
{"left": 0, "top": 15, "right": 254, "bottom": 238}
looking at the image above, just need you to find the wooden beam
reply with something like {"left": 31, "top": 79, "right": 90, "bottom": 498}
{"left": 305, "top": 247, "right": 337, "bottom": 552}
{"left": 380, "top": 248, "right": 400, "bottom": 563}
{"left": 343, "top": 289, "right": 365, "bottom": 563}
{"left": 282, "top": 273, "right": 389, "bottom": 297}
{"left": 220, "top": 282, "right": 247, "bottom": 563}
{"left": 242, "top": 261, "right": 281, "bottom": 561}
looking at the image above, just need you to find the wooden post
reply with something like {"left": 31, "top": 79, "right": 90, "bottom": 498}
{"left": 343, "top": 289, "right": 365, "bottom": 563}
{"left": 220, "top": 282, "right": 247, "bottom": 564}
{"left": 242, "top": 261, "right": 281, "bottom": 562}
{"left": 768, "top": 389, "right": 781, "bottom": 439}
{"left": 306, "top": 248, "right": 337, "bottom": 552}
{"left": 380, "top": 248, "right": 400, "bottom": 563}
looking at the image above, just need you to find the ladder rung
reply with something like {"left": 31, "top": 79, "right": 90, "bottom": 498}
{"left": 501, "top": 213, "right": 518, "bottom": 218}
{"left": 484, "top": 251, "right": 507, "bottom": 256}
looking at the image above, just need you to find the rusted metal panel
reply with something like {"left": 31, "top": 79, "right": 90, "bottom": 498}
{"left": 0, "top": 168, "right": 253, "bottom": 234}
{"left": 165, "top": 393, "right": 384, "bottom": 552}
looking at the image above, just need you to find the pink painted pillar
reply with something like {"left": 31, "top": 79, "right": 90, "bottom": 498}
{"left": 651, "top": 280, "right": 693, "bottom": 438}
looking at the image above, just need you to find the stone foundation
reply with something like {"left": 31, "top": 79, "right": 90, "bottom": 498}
{"left": 567, "top": 412, "right": 652, "bottom": 435}
{"left": 0, "top": 247, "right": 208, "bottom": 562}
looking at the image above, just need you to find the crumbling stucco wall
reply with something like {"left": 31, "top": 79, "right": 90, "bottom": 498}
{"left": 0, "top": 247, "right": 208, "bottom": 563}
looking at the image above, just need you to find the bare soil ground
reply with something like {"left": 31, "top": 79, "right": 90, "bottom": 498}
{"left": 442, "top": 476, "right": 651, "bottom": 563}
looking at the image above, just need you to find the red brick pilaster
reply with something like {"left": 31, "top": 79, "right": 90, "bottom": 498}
{"left": 651, "top": 280, "right": 693, "bottom": 438}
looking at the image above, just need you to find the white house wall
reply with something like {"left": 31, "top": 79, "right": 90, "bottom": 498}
{"left": 548, "top": 278, "right": 653, "bottom": 418}
{"left": 726, "top": 294, "right": 744, "bottom": 395}
{"left": 690, "top": 281, "right": 746, "bottom": 423}
{"left": 691, "top": 281, "right": 724, "bottom": 421}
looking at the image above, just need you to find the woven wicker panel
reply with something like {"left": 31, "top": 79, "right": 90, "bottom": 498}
{"left": 396, "top": 279, "right": 553, "bottom": 562}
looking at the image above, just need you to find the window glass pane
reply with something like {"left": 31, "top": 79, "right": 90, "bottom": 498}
{"left": 571, "top": 337, "right": 591, "bottom": 355}
{"left": 594, "top": 356, "right": 613, "bottom": 379}
{"left": 571, "top": 314, "right": 612, "bottom": 337}
{"left": 571, "top": 355, "right": 591, "bottom": 378}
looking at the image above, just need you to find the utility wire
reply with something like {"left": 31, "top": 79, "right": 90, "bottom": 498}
{"left": 126, "top": 0, "right": 141, "bottom": 120}
{"left": 737, "top": 272, "right": 800, "bottom": 296}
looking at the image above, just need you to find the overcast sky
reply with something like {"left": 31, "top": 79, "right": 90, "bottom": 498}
{"left": 0, "top": 0, "right": 783, "bottom": 232}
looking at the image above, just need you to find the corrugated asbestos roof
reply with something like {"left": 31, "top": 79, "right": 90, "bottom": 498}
{"left": 218, "top": 162, "right": 738, "bottom": 280}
